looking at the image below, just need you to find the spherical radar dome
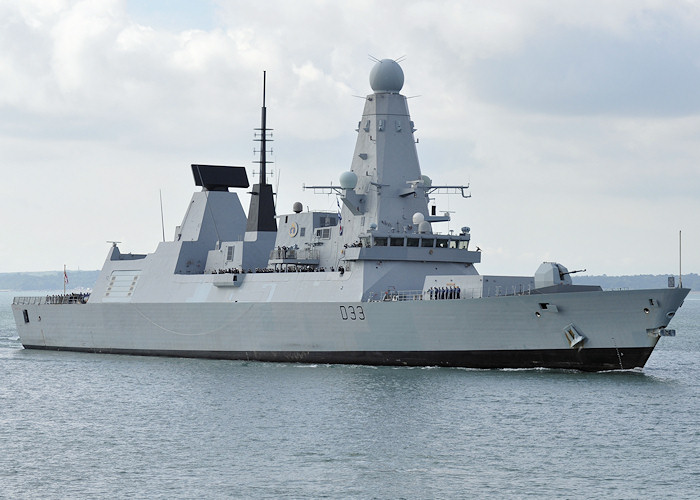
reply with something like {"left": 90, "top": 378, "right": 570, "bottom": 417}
{"left": 369, "top": 59, "right": 404, "bottom": 93}
{"left": 339, "top": 171, "right": 358, "bottom": 189}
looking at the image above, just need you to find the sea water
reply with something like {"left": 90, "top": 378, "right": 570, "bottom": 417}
{"left": 0, "top": 290, "right": 698, "bottom": 499}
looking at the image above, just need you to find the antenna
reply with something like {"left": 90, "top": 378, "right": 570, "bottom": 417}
{"left": 679, "top": 230, "right": 683, "bottom": 288}
{"left": 260, "top": 71, "right": 267, "bottom": 185}
{"left": 246, "top": 71, "right": 277, "bottom": 233}
{"left": 275, "top": 164, "right": 281, "bottom": 208}
{"left": 253, "top": 71, "right": 273, "bottom": 185}
{"left": 368, "top": 54, "right": 380, "bottom": 63}
{"left": 159, "top": 189, "right": 165, "bottom": 242}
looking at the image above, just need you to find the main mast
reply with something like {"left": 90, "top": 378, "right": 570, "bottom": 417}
{"left": 246, "top": 71, "right": 277, "bottom": 233}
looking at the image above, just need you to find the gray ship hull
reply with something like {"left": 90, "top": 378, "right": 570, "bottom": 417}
{"left": 16, "top": 345, "right": 655, "bottom": 372}
{"left": 13, "top": 287, "right": 688, "bottom": 371}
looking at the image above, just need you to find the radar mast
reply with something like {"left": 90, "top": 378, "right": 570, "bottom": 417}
{"left": 246, "top": 71, "right": 277, "bottom": 233}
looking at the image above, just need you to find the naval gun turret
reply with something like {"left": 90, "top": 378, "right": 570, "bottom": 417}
{"left": 534, "top": 262, "right": 591, "bottom": 291}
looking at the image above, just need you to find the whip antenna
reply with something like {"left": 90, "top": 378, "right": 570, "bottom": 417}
{"left": 679, "top": 230, "right": 683, "bottom": 288}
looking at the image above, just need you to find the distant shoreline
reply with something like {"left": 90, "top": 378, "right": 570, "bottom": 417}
{"left": 572, "top": 273, "right": 698, "bottom": 291}
{"left": 0, "top": 271, "right": 100, "bottom": 292}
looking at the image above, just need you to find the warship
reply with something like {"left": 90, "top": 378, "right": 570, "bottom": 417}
{"left": 12, "top": 59, "right": 689, "bottom": 371}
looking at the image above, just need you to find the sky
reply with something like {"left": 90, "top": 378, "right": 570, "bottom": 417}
{"left": 1, "top": 0, "right": 699, "bottom": 277}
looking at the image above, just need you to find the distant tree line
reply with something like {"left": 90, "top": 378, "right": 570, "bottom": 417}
{"left": 573, "top": 273, "right": 700, "bottom": 290}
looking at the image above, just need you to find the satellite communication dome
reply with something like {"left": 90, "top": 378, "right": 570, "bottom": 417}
{"left": 339, "top": 171, "right": 358, "bottom": 189}
{"left": 418, "top": 221, "right": 432, "bottom": 234}
{"left": 369, "top": 59, "right": 404, "bottom": 93}
{"left": 293, "top": 202, "right": 303, "bottom": 213}
{"left": 412, "top": 212, "right": 425, "bottom": 224}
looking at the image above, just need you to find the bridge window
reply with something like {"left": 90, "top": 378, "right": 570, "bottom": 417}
{"left": 390, "top": 237, "right": 405, "bottom": 247}
{"left": 420, "top": 238, "right": 435, "bottom": 247}
{"left": 436, "top": 239, "right": 449, "bottom": 248}
{"left": 407, "top": 238, "right": 419, "bottom": 247}
{"left": 374, "top": 237, "right": 387, "bottom": 246}
{"left": 318, "top": 216, "right": 337, "bottom": 227}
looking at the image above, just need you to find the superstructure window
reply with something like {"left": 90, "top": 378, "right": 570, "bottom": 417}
{"left": 407, "top": 238, "right": 419, "bottom": 247}
{"left": 390, "top": 237, "right": 405, "bottom": 247}
{"left": 436, "top": 239, "right": 449, "bottom": 248}
{"left": 318, "top": 216, "right": 337, "bottom": 227}
{"left": 421, "top": 238, "right": 435, "bottom": 247}
{"left": 226, "top": 246, "right": 234, "bottom": 261}
{"left": 374, "top": 237, "right": 387, "bottom": 246}
{"left": 316, "top": 228, "right": 331, "bottom": 239}
{"left": 300, "top": 227, "right": 306, "bottom": 237}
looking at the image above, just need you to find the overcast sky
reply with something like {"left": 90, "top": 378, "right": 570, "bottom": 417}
{"left": 1, "top": 0, "right": 699, "bottom": 277}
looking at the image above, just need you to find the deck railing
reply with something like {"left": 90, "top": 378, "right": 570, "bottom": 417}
{"left": 269, "top": 247, "right": 320, "bottom": 261}
{"left": 367, "top": 286, "right": 535, "bottom": 302}
{"left": 368, "top": 288, "right": 479, "bottom": 302}
{"left": 13, "top": 293, "right": 90, "bottom": 305}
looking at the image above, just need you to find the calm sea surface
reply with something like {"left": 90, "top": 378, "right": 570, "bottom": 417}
{"left": 1, "top": 290, "right": 698, "bottom": 499}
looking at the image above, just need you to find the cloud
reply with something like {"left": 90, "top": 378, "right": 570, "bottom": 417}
{"left": 468, "top": 5, "right": 700, "bottom": 116}
{"left": 1, "top": 0, "right": 699, "bottom": 276}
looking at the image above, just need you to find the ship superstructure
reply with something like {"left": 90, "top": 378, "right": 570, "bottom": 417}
{"left": 12, "top": 59, "right": 689, "bottom": 371}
